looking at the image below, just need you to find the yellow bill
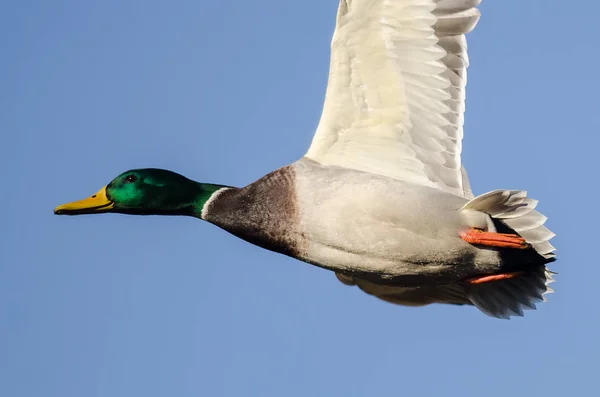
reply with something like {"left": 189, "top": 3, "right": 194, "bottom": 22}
{"left": 54, "top": 186, "right": 114, "bottom": 215}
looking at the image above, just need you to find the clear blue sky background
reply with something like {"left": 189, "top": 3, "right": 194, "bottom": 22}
{"left": 1, "top": 1, "right": 597, "bottom": 396}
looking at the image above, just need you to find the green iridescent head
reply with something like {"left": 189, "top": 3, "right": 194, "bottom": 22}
{"left": 54, "top": 169, "right": 225, "bottom": 217}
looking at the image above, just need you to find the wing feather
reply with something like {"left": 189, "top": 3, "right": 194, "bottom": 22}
{"left": 306, "top": 0, "right": 481, "bottom": 198}
{"left": 335, "top": 273, "right": 471, "bottom": 306}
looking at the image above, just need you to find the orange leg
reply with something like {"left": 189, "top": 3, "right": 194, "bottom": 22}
{"left": 465, "top": 271, "right": 524, "bottom": 285}
{"left": 460, "top": 228, "right": 530, "bottom": 249}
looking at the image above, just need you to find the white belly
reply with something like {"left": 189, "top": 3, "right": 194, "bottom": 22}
{"left": 293, "top": 158, "right": 499, "bottom": 282}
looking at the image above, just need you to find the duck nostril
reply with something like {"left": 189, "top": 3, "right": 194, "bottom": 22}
{"left": 92, "top": 195, "right": 97, "bottom": 198}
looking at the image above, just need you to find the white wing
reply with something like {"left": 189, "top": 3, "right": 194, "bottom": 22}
{"left": 306, "top": 0, "right": 481, "bottom": 197}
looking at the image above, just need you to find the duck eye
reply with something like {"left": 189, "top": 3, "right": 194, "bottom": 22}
{"left": 125, "top": 175, "right": 137, "bottom": 183}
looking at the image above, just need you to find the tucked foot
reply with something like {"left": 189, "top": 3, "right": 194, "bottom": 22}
{"left": 464, "top": 271, "right": 524, "bottom": 285}
{"left": 460, "top": 228, "right": 530, "bottom": 249}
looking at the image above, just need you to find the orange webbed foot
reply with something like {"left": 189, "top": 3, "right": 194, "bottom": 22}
{"left": 460, "top": 228, "right": 530, "bottom": 250}
{"left": 464, "top": 271, "right": 524, "bottom": 285}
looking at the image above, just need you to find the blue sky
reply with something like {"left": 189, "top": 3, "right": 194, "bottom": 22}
{"left": 1, "top": 0, "right": 597, "bottom": 396}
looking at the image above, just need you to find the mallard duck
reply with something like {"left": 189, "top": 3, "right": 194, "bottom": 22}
{"left": 55, "top": 0, "right": 556, "bottom": 319}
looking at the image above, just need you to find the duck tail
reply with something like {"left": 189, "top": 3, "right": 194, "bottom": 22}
{"left": 465, "top": 265, "right": 556, "bottom": 319}
{"left": 461, "top": 189, "right": 556, "bottom": 260}
{"left": 461, "top": 190, "right": 557, "bottom": 318}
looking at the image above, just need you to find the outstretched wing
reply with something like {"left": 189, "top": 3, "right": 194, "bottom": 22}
{"left": 306, "top": 0, "right": 481, "bottom": 198}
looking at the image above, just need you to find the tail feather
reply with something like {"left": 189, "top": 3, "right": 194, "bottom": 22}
{"left": 461, "top": 189, "right": 557, "bottom": 318}
{"left": 466, "top": 266, "right": 555, "bottom": 319}
{"left": 462, "top": 189, "right": 556, "bottom": 259}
